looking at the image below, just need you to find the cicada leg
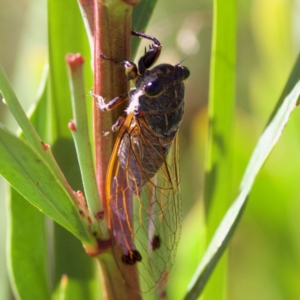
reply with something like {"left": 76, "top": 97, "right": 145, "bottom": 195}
{"left": 131, "top": 30, "right": 162, "bottom": 75}
{"left": 98, "top": 29, "right": 163, "bottom": 80}
{"left": 99, "top": 52, "right": 139, "bottom": 84}
{"left": 91, "top": 91, "right": 129, "bottom": 112}
{"left": 90, "top": 91, "right": 129, "bottom": 132}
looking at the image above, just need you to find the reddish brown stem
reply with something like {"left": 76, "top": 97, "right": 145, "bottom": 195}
{"left": 93, "top": 1, "right": 142, "bottom": 299}
{"left": 93, "top": 1, "right": 132, "bottom": 214}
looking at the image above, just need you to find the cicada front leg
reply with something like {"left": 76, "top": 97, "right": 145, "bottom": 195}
{"left": 131, "top": 30, "right": 162, "bottom": 74}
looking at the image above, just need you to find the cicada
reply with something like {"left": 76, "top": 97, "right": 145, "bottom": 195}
{"left": 92, "top": 31, "right": 190, "bottom": 293}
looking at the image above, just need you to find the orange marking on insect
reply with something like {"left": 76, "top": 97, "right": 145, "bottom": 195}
{"left": 105, "top": 111, "right": 134, "bottom": 228}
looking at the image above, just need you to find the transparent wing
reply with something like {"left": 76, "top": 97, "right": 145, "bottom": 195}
{"left": 106, "top": 113, "right": 182, "bottom": 293}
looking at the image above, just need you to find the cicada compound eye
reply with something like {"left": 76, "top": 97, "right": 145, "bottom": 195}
{"left": 144, "top": 79, "right": 165, "bottom": 97}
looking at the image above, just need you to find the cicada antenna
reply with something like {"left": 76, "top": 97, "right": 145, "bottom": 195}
{"left": 176, "top": 56, "right": 190, "bottom": 66}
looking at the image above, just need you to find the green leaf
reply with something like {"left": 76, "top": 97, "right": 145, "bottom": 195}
{"left": 8, "top": 188, "right": 51, "bottom": 300}
{"left": 7, "top": 67, "right": 51, "bottom": 300}
{"left": 0, "top": 125, "right": 92, "bottom": 244}
{"left": 184, "top": 54, "right": 300, "bottom": 299}
{"left": 203, "top": 0, "right": 237, "bottom": 298}
{"left": 205, "top": 0, "right": 236, "bottom": 227}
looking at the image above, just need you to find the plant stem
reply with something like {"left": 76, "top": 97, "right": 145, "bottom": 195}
{"left": 92, "top": 1, "right": 142, "bottom": 299}
{"left": 93, "top": 1, "right": 133, "bottom": 212}
{"left": 96, "top": 251, "right": 141, "bottom": 300}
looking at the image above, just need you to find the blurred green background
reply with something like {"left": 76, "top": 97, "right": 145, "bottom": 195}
{"left": 1, "top": 0, "right": 300, "bottom": 299}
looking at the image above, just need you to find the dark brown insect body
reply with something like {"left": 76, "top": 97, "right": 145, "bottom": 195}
{"left": 92, "top": 30, "right": 190, "bottom": 291}
{"left": 119, "top": 62, "right": 188, "bottom": 190}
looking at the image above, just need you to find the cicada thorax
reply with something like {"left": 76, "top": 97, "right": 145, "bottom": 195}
{"left": 138, "top": 80, "right": 186, "bottom": 137}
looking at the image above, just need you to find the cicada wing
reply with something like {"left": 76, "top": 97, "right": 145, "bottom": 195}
{"left": 132, "top": 135, "right": 181, "bottom": 293}
{"left": 109, "top": 166, "right": 135, "bottom": 253}
{"left": 106, "top": 118, "right": 142, "bottom": 290}
{"left": 107, "top": 117, "right": 181, "bottom": 293}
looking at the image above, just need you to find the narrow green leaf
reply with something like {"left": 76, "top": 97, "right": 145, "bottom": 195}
{"left": 0, "top": 125, "right": 93, "bottom": 244}
{"left": 8, "top": 189, "right": 51, "bottom": 300}
{"left": 54, "top": 274, "right": 69, "bottom": 300}
{"left": 205, "top": 0, "right": 237, "bottom": 229}
{"left": 7, "top": 66, "right": 51, "bottom": 300}
{"left": 203, "top": 0, "right": 237, "bottom": 298}
{"left": 185, "top": 54, "right": 300, "bottom": 299}
{"left": 0, "top": 63, "right": 81, "bottom": 202}
{"left": 0, "top": 64, "right": 45, "bottom": 153}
